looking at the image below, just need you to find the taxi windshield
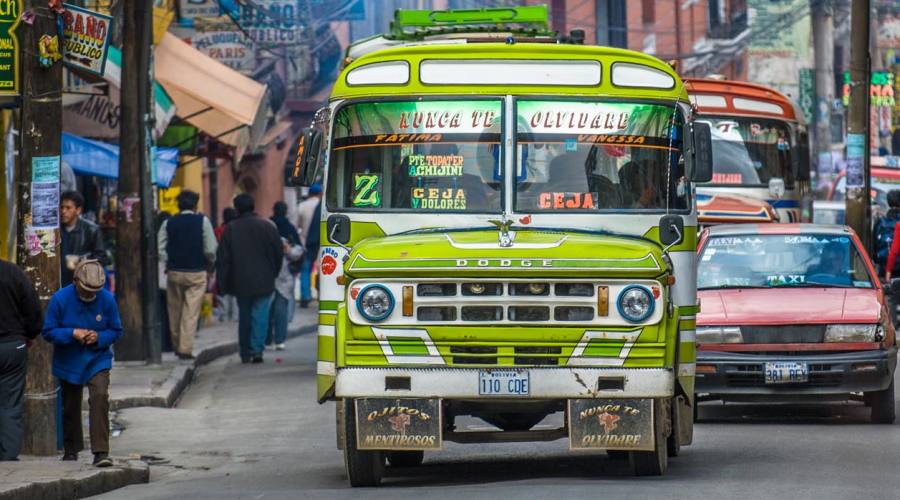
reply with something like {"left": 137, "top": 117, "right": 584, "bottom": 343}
{"left": 701, "top": 117, "right": 793, "bottom": 187}
{"left": 698, "top": 233, "right": 873, "bottom": 290}
{"left": 514, "top": 100, "right": 687, "bottom": 212}
{"left": 327, "top": 99, "right": 502, "bottom": 213}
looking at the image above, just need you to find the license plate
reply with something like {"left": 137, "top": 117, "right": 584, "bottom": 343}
{"left": 478, "top": 369, "right": 530, "bottom": 396}
{"left": 765, "top": 361, "right": 808, "bottom": 384}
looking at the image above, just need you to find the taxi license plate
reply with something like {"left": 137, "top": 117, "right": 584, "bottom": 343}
{"left": 479, "top": 369, "right": 530, "bottom": 396}
{"left": 765, "top": 362, "right": 808, "bottom": 384}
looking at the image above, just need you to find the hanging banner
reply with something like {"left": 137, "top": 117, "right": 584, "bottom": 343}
{"left": 61, "top": 4, "right": 112, "bottom": 76}
{"left": 0, "top": 0, "right": 21, "bottom": 96}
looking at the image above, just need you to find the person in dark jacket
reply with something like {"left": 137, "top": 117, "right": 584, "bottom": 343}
{"left": 271, "top": 201, "right": 301, "bottom": 246}
{"left": 42, "top": 259, "right": 122, "bottom": 467}
{"left": 60, "top": 191, "right": 109, "bottom": 287}
{"left": 216, "top": 194, "right": 284, "bottom": 363}
{"left": 0, "top": 260, "right": 42, "bottom": 461}
{"left": 157, "top": 190, "right": 216, "bottom": 360}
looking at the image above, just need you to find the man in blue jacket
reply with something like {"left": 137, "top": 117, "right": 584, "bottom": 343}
{"left": 42, "top": 259, "right": 122, "bottom": 467}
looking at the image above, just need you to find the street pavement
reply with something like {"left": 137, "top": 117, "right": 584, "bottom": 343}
{"left": 93, "top": 332, "right": 900, "bottom": 500}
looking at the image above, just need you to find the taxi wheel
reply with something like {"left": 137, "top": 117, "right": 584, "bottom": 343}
{"left": 387, "top": 451, "right": 425, "bottom": 468}
{"left": 343, "top": 399, "right": 385, "bottom": 487}
{"left": 868, "top": 381, "right": 896, "bottom": 424}
{"left": 629, "top": 398, "right": 669, "bottom": 476}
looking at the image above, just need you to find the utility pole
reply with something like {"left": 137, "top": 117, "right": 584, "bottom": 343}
{"left": 845, "top": 0, "right": 870, "bottom": 249}
{"left": 18, "top": 0, "right": 62, "bottom": 455}
{"left": 812, "top": 0, "right": 834, "bottom": 179}
{"left": 116, "top": 0, "right": 159, "bottom": 362}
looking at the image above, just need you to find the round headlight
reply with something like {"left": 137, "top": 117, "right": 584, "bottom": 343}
{"left": 617, "top": 286, "right": 654, "bottom": 323}
{"left": 356, "top": 285, "right": 394, "bottom": 322}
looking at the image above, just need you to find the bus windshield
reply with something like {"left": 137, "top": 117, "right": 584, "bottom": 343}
{"left": 701, "top": 117, "right": 793, "bottom": 188}
{"left": 327, "top": 99, "right": 502, "bottom": 213}
{"left": 514, "top": 100, "right": 687, "bottom": 212}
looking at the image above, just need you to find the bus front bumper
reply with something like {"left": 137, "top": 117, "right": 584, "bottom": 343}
{"left": 335, "top": 367, "right": 675, "bottom": 399}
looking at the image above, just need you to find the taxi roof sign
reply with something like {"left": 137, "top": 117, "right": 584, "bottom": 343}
{"left": 389, "top": 5, "right": 552, "bottom": 40}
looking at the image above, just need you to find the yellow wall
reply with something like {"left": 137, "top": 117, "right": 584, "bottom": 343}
{"left": 160, "top": 155, "right": 204, "bottom": 214}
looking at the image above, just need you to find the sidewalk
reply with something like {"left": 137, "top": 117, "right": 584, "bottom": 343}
{"left": 0, "top": 305, "right": 318, "bottom": 499}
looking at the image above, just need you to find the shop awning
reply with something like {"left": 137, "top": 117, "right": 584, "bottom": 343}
{"left": 63, "top": 47, "right": 177, "bottom": 138}
{"left": 62, "top": 133, "right": 179, "bottom": 187}
{"left": 155, "top": 32, "right": 267, "bottom": 151}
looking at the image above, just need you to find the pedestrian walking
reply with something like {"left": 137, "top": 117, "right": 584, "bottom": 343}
{"left": 42, "top": 260, "right": 122, "bottom": 467}
{"left": 214, "top": 207, "right": 238, "bottom": 322}
{"left": 877, "top": 190, "right": 900, "bottom": 278}
{"left": 216, "top": 194, "right": 284, "bottom": 363}
{"left": 215, "top": 207, "right": 237, "bottom": 241}
{"left": 0, "top": 259, "right": 42, "bottom": 461}
{"left": 60, "top": 191, "right": 109, "bottom": 287}
{"left": 157, "top": 190, "right": 217, "bottom": 360}
{"left": 269, "top": 239, "right": 304, "bottom": 350}
{"left": 295, "top": 184, "right": 322, "bottom": 308}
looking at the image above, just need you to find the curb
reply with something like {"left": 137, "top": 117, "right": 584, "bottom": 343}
{"left": 0, "top": 460, "right": 149, "bottom": 500}
{"left": 110, "top": 323, "right": 316, "bottom": 411}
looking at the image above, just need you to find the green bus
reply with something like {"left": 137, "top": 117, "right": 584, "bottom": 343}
{"left": 292, "top": 6, "right": 713, "bottom": 485}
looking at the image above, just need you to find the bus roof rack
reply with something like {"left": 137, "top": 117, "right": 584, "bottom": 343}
{"left": 388, "top": 6, "right": 554, "bottom": 41}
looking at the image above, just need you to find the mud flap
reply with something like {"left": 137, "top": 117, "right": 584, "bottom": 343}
{"left": 568, "top": 399, "right": 655, "bottom": 451}
{"left": 355, "top": 398, "right": 442, "bottom": 451}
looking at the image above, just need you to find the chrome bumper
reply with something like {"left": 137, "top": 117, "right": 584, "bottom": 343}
{"left": 335, "top": 367, "right": 675, "bottom": 399}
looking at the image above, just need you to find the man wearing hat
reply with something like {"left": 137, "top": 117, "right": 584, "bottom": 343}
{"left": 295, "top": 183, "right": 322, "bottom": 308}
{"left": 42, "top": 259, "right": 122, "bottom": 467}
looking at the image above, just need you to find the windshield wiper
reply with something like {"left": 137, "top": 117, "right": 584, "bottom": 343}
{"left": 698, "top": 284, "right": 769, "bottom": 290}
{"left": 770, "top": 282, "right": 854, "bottom": 289}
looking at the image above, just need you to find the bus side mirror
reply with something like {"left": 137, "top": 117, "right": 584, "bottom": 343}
{"left": 689, "top": 121, "right": 713, "bottom": 183}
{"left": 659, "top": 214, "right": 684, "bottom": 247}
{"left": 288, "top": 128, "right": 322, "bottom": 187}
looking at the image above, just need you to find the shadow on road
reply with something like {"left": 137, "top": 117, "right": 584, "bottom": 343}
{"left": 696, "top": 401, "right": 879, "bottom": 425}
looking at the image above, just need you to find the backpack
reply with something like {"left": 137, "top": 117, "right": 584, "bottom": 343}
{"left": 875, "top": 213, "right": 900, "bottom": 269}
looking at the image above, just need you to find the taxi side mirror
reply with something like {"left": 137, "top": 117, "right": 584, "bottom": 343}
{"left": 689, "top": 121, "right": 713, "bottom": 183}
{"left": 288, "top": 128, "right": 322, "bottom": 187}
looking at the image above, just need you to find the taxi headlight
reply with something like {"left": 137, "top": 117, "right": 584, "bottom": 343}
{"left": 824, "top": 324, "right": 880, "bottom": 343}
{"left": 696, "top": 326, "right": 744, "bottom": 344}
{"left": 356, "top": 285, "right": 394, "bottom": 322}
{"left": 617, "top": 286, "right": 654, "bottom": 322}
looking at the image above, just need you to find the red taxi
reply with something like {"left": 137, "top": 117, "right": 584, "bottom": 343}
{"left": 695, "top": 224, "right": 897, "bottom": 423}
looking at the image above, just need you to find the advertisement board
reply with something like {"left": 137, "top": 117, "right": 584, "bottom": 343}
{"left": 62, "top": 4, "right": 112, "bottom": 76}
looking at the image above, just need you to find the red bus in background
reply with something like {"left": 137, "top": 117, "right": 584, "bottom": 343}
{"left": 685, "top": 78, "right": 813, "bottom": 226}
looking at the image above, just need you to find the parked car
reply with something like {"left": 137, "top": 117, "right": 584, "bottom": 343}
{"left": 695, "top": 223, "right": 898, "bottom": 423}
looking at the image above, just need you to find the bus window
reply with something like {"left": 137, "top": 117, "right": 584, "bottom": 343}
{"left": 702, "top": 117, "right": 794, "bottom": 187}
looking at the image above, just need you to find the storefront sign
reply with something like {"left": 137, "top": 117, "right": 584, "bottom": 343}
{"left": 62, "top": 4, "right": 112, "bottom": 76}
{"left": 0, "top": 0, "right": 21, "bottom": 96}
{"left": 178, "top": 0, "right": 219, "bottom": 23}
{"left": 64, "top": 85, "right": 120, "bottom": 139}
{"left": 236, "top": 0, "right": 303, "bottom": 46}
{"left": 189, "top": 31, "right": 254, "bottom": 73}
{"left": 843, "top": 71, "right": 896, "bottom": 108}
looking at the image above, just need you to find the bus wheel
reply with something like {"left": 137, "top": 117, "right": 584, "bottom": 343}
{"left": 667, "top": 396, "right": 682, "bottom": 457}
{"left": 343, "top": 399, "right": 385, "bottom": 487}
{"left": 629, "top": 398, "right": 669, "bottom": 476}
{"left": 387, "top": 451, "right": 425, "bottom": 468}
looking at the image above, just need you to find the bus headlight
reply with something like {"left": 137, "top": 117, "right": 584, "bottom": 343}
{"left": 617, "top": 285, "right": 654, "bottom": 323}
{"left": 356, "top": 285, "right": 394, "bottom": 322}
{"left": 824, "top": 324, "right": 880, "bottom": 343}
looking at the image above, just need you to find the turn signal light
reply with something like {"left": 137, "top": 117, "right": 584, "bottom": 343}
{"left": 696, "top": 364, "right": 717, "bottom": 374}
{"left": 402, "top": 286, "right": 413, "bottom": 317}
{"left": 597, "top": 286, "right": 609, "bottom": 316}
